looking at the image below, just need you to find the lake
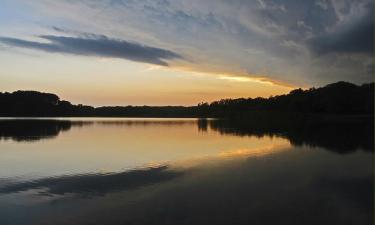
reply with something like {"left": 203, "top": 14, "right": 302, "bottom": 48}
{"left": 0, "top": 118, "right": 373, "bottom": 225}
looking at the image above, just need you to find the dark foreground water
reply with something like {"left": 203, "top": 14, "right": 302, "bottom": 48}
{"left": 0, "top": 118, "right": 373, "bottom": 225}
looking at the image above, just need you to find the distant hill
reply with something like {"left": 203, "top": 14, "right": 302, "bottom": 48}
{"left": 0, "top": 81, "right": 373, "bottom": 117}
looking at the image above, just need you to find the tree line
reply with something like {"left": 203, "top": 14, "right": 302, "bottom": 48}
{"left": 0, "top": 81, "right": 373, "bottom": 117}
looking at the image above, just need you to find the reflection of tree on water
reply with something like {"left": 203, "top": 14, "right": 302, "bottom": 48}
{"left": 0, "top": 119, "right": 195, "bottom": 142}
{"left": 197, "top": 118, "right": 208, "bottom": 132}
{"left": 0, "top": 120, "right": 91, "bottom": 142}
{"left": 0, "top": 116, "right": 373, "bottom": 153}
{"left": 205, "top": 114, "right": 374, "bottom": 153}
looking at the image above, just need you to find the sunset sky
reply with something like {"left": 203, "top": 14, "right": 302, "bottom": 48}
{"left": 0, "top": 0, "right": 373, "bottom": 106}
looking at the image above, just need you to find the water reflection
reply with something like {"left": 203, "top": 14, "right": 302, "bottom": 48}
{"left": 0, "top": 119, "right": 91, "bottom": 142}
{"left": 207, "top": 117, "right": 374, "bottom": 153}
{"left": 0, "top": 117, "right": 373, "bottom": 225}
{"left": 1, "top": 146, "right": 372, "bottom": 225}
{"left": 0, "top": 165, "right": 183, "bottom": 196}
{"left": 0, "top": 117, "right": 373, "bottom": 152}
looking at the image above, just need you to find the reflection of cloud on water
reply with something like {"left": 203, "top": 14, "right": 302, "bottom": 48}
{"left": 218, "top": 143, "right": 290, "bottom": 158}
{"left": 0, "top": 142, "right": 372, "bottom": 225}
{"left": 0, "top": 138, "right": 291, "bottom": 198}
{"left": 166, "top": 138, "right": 291, "bottom": 170}
{"left": 0, "top": 166, "right": 184, "bottom": 197}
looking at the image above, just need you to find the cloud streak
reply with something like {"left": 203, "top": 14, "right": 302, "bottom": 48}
{"left": 0, "top": 34, "right": 183, "bottom": 66}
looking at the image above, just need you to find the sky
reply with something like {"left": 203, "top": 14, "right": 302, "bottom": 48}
{"left": 0, "top": 0, "right": 373, "bottom": 106}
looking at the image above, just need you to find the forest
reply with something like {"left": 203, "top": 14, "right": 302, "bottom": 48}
{"left": 0, "top": 81, "right": 373, "bottom": 117}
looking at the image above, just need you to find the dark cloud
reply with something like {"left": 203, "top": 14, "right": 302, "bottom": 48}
{"left": 308, "top": 3, "right": 374, "bottom": 55}
{"left": 0, "top": 34, "right": 183, "bottom": 66}
{"left": 365, "top": 62, "right": 374, "bottom": 74}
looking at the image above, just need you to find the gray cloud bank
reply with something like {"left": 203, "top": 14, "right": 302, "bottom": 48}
{"left": 1, "top": 0, "right": 374, "bottom": 85}
{"left": 0, "top": 34, "right": 183, "bottom": 66}
{"left": 308, "top": 3, "right": 374, "bottom": 55}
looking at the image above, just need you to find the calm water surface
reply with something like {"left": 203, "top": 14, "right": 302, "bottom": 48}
{"left": 0, "top": 118, "right": 373, "bottom": 225}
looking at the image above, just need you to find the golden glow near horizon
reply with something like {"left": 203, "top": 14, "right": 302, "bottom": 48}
{"left": 0, "top": 0, "right": 372, "bottom": 105}
{"left": 0, "top": 52, "right": 293, "bottom": 106}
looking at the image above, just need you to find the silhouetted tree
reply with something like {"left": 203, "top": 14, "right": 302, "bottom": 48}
{"left": 0, "top": 81, "right": 373, "bottom": 117}
{"left": 197, "top": 82, "right": 374, "bottom": 117}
